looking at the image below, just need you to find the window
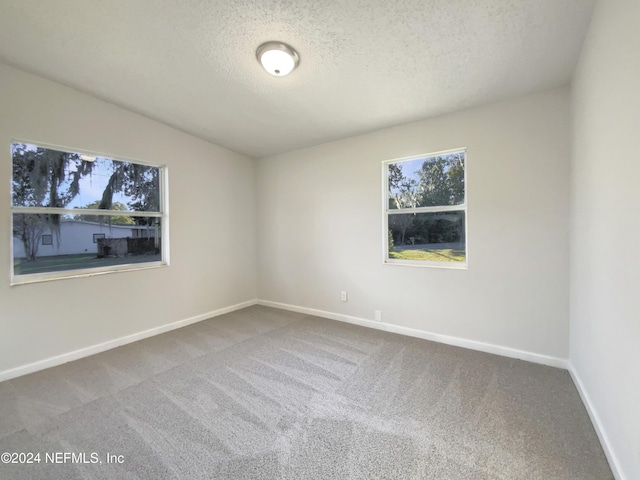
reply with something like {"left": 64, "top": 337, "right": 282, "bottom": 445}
{"left": 383, "top": 149, "right": 467, "bottom": 268}
{"left": 11, "top": 142, "right": 168, "bottom": 284}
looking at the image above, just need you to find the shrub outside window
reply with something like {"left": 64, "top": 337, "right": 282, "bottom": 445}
{"left": 383, "top": 149, "right": 467, "bottom": 268}
{"left": 11, "top": 141, "right": 168, "bottom": 284}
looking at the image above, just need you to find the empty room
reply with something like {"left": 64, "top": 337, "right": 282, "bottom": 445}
{"left": 0, "top": 0, "right": 637, "bottom": 478}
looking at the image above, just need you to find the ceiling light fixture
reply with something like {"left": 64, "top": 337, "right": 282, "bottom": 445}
{"left": 256, "top": 41, "right": 299, "bottom": 77}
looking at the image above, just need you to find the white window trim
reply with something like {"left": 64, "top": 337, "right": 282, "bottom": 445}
{"left": 382, "top": 148, "right": 468, "bottom": 269}
{"left": 10, "top": 140, "right": 170, "bottom": 286}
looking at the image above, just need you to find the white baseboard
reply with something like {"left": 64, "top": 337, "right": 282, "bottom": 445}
{"left": 0, "top": 299, "right": 257, "bottom": 382}
{"left": 257, "top": 300, "right": 568, "bottom": 369}
{"left": 568, "top": 364, "right": 625, "bottom": 480}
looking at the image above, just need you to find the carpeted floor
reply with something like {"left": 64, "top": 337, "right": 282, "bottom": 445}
{"left": 0, "top": 306, "right": 612, "bottom": 479}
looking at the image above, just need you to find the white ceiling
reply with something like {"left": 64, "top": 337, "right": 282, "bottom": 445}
{"left": 0, "top": 0, "right": 595, "bottom": 158}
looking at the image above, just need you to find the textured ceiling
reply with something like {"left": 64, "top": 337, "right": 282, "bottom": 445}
{"left": 0, "top": 0, "right": 595, "bottom": 158}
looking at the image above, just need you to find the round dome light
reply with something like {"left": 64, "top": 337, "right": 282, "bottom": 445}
{"left": 256, "top": 41, "right": 300, "bottom": 77}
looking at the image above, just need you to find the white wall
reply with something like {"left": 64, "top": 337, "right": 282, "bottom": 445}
{"left": 257, "top": 88, "right": 571, "bottom": 360}
{"left": 0, "top": 63, "right": 257, "bottom": 375}
{"left": 570, "top": 0, "right": 640, "bottom": 477}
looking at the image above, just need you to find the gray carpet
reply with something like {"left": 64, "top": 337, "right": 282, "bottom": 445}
{"left": 0, "top": 306, "right": 612, "bottom": 479}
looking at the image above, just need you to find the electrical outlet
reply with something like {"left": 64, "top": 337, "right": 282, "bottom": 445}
{"left": 375, "top": 310, "right": 382, "bottom": 322}
{"left": 341, "top": 291, "right": 348, "bottom": 302}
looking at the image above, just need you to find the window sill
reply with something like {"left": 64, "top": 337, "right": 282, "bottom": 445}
{"left": 383, "top": 259, "right": 468, "bottom": 270}
{"left": 10, "top": 261, "right": 168, "bottom": 286}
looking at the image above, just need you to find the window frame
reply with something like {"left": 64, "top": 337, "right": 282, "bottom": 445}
{"left": 41, "top": 234, "right": 53, "bottom": 246}
{"left": 382, "top": 148, "right": 468, "bottom": 269}
{"left": 10, "top": 140, "right": 170, "bottom": 285}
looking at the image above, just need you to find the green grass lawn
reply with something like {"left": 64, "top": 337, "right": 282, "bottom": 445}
{"left": 14, "top": 253, "right": 162, "bottom": 275}
{"left": 389, "top": 248, "right": 466, "bottom": 262}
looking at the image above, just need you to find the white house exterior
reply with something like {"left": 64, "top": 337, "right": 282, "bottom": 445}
{"left": 13, "top": 220, "right": 158, "bottom": 258}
